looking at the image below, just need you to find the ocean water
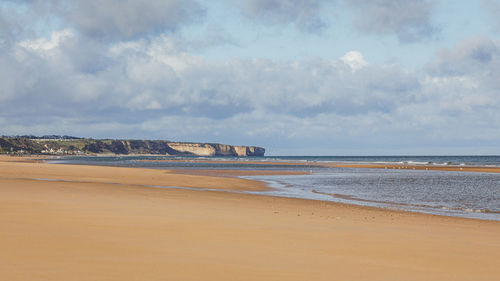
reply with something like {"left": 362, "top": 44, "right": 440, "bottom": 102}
{"left": 47, "top": 155, "right": 500, "bottom": 221}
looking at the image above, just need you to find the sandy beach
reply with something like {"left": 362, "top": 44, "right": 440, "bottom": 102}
{"left": 1, "top": 155, "right": 499, "bottom": 281}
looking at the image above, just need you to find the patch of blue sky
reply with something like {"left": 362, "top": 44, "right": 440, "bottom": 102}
{"left": 32, "top": 17, "right": 67, "bottom": 39}
{"left": 182, "top": 1, "right": 373, "bottom": 64}
{"left": 183, "top": 0, "right": 498, "bottom": 69}
{"left": 436, "top": 0, "right": 499, "bottom": 43}
{"left": 1, "top": 0, "right": 66, "bottom": 40}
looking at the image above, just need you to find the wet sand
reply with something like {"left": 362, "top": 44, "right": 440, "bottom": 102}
{"left": 1, "top": 155, "right": 499, "bottom": 281}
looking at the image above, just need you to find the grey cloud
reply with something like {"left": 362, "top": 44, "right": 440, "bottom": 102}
{"left": 1, "top": 0, "right": 205, "bottom": 42}
{"left": 239, "top": 0, "right": 328, "bottom": 31}
{"left": 423, "top": 37, "right": 500, "bottom": 120}
{"left": 0, "top": 17, "right": 13, "bottom": 49}
{"left": 237, "top": 0, "right": 438, "bottom": 41}
{"left": 429, "top": 37, "right": 499, "bottom": 76}
{"left": 67, "top": 0, "right": 205, "bottom": 41}
{"left": 346, "top": 0, "right": 438, "bottom": 42}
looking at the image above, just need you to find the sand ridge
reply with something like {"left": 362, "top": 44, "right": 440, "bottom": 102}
{"left": 0, "top": 155, "right": 268, "bottom": 191}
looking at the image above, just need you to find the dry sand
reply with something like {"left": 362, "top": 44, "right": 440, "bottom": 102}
{"left": 1, "top": 155, "right": 499, "bottom": 281}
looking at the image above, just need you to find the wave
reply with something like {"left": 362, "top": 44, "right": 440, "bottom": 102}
{"left": 311, "top": 190, "right": 500, "bottom": 216}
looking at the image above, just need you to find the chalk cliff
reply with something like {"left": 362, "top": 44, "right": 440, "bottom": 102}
{"left": 167, "top": 143, "right": 265, "bottom": 157}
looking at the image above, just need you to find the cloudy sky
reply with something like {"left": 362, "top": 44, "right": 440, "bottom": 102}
{"left": 1, "top": 0, "right": 500, "bottom": 155}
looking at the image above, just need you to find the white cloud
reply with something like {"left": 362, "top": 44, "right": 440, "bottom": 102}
{"left": 340, "top": 51, "right": 368, "bottom": 71}
{"left": 18, "top": 29, "right": 74, "bottom": 52}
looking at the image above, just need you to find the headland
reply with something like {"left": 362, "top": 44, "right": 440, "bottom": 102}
{"left": 0, "top": 135, "right": 265, "bottom": 156}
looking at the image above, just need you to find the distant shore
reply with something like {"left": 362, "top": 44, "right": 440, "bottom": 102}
{"left": 1, "top": 155, "right": 499, "bottom": 280}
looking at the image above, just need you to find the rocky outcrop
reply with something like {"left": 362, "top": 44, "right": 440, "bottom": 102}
{"left": 0, "top": 137, "right": 265, "bottom": 156}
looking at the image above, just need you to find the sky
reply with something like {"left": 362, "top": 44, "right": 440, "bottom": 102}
{"left": 1, "top": 0, "right": 500, "bottom": 155}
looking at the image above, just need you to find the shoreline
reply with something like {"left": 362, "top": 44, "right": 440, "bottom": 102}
{"left": 6, "top": 153, "right": 500, "bottom": 173}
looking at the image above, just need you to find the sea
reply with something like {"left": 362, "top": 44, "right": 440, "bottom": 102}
{"left": 46, "top": 155, "right": 500, "bottom": 221}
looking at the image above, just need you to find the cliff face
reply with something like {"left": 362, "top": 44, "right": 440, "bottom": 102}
{"left": 167, "top": 143, "right": 265, "bottom": 156}
{"left": 0, "top": 137, "right": 265, "bottom": 157}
